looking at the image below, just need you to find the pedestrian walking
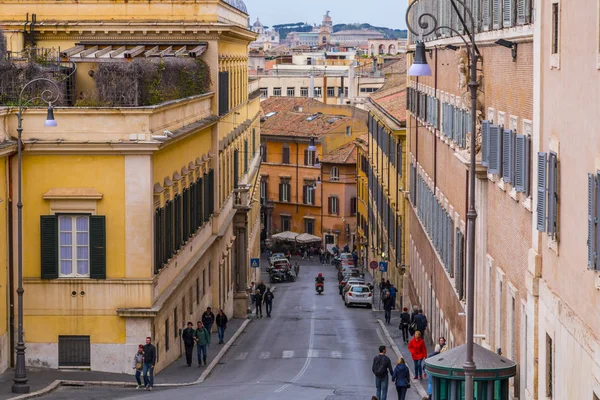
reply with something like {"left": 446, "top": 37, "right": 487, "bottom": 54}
{"left": 399, "top": 308, "right": 411, "bottom": 344}
{"left": 264, "top": 287, "right": 274, "bottom": 317}
{"left": 194, "top": 321, "right": 211, "bottom": 367}
{"left": 257, "top": 280, "right": 267, "bottom": 295}
{"left": 294, "top": 262, "right": 300, "bottom": 277}
{"left": 408, "top": 331, "right": 427, "bottom": 380}
{"left": 320, "top": 253, "right": 324, "bottom": 264}
{"left": 181, "top": 322, "right": 196, "bottom": 366}
{"left": 216, "top": 309, "right": 228, "bottom": 344}
{"left": 413, "top": 309, "right": 428, "bottom": 336}
{"left": 202, "top": 307, "right": 215, "bottom": 333}
{"left": 142, "top": 337, "right": 156, "bottom": 391}
{"left": 389, "top": 285, "right": 397, "bottom": 310}
{"left": 391, "top": 358, "right": 411, "bottom": 400}
{"left": 383, "top": 293, "right": 394, "bottom": 324}
{"left": 250, "top": 281, "right": 256, "bottom": 304}
{"left": 372, "top": 345, "right": 394, "bottom": 400}
{"left": 254, "top": 289, "right": 264, "bottom": 318}
{"left": 132, "top": 345, "right": 144, "bottom": 389}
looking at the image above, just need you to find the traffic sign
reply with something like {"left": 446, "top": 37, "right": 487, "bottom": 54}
{"left": 379, "top": 262, "right": 388, "bottom": 272}
{"left": 250, "top": 258, "right": 260, "bottom": 268}
{"left": 369, "top": 260, "right": 378, "bottom": 270}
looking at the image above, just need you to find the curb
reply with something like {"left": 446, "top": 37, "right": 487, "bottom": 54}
{"left": 377, "top": 319, "right": 428, "bottom": 399}
{"left": 9, "top": 318, "right": 253, "bottom": 399}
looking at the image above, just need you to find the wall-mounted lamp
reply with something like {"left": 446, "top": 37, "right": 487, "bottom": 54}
{"left": 314, "top": 156, "right": 321, "bottom": 168}
{"left": 495, "top": 39, "right": 518, "bottom": 62}
{"left": 444, "top": 44, "right": 459, "bottom": 51}
{"left": 308, "top": 137, "right": 317, "bottom": 152}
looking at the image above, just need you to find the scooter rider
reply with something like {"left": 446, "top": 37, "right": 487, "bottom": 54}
{"left": 315, "top": 273, "right": 325, "bottom": 292}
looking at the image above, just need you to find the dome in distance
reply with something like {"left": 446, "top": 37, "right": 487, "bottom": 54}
{"left": 253, "top": 18, "right": 263, "bottom": 28}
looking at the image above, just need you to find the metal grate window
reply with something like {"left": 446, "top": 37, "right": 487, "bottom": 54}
{"left": 58, "top": 335, "right": 91, "bottom": 367}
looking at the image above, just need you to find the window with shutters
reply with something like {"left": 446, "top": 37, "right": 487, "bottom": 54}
{"left": 327, "top": 87, "right": 335, "bottom": 97}
{"left": 536, "top": 152, "right": 548, "bottom": 232}
{"left": 547, "top": 152, "right": 558, "bottom": 238}
{"left": 300, "top": 87, "right": 309, "bottom": 97}
{"left": 350, "top": 197, "right": 357, "bottom": 216}
{"left": 273, "top": 87, "right": 282, "bottom": 97}
{"left": 41, "top": 215, "right": 106, "bottom": 280}
{"left": 551, "top": 2, "right": 560, "bottom": 54}
{"left": 279, "top": 179, "right": 291, "bottom": 202}
{"left": 244, "top": 140, "right": 249, "bottom": 173}
{"left": 303, "top": 183, "right": 315, "bottom": 205}
{"left": 488, "top": 124, "right": 502, "bottom": 175}
{"left": 281, "top": 216, "right": 291, "bottom": 232}
{"left": 330, "top": 166, "right": 339, "bottom": 181}
{"left": 286, "top": 87, "right": 295, "bottom": 97}
{"left": 165, "top": 318, "right": 170, "bottom": 351}
{"left": 514, "top": 134, "right": 531, "bottom": 194}
{"left": 483, "top": 0, "right": 492, "bottom": 30}
{"left": 502, "top": 129, "right": 515, "bottom": 184}
{"left": 282, "top": 144, "right": 290, "bottom": 164}
{"left": 314, "top": 87, "right": 322, "bottom": 98}
{"left": 492, "top": 0, "right": 502, "bottom": 29}
{"left": 218, "top": 71, "right": 229, "bottom": 116}
{"left": 503, "top": 0, "right": 514, "bottom": 27}
{"left": 305, "top": 149, "right": 316, "bottom": 166}
{"left": 588, "top": 172, "right": 600, "bottom": 270}
{"left": 260, "top": 88, "right": 268, "bottom": 99}
{"left": 260, "top": 178, "right": 268, "bottom": 203}
{"left": 304, "top": 219, "right": 315, "bottom": 235}
{"left": 516, "top": 0, "right": 530, "bottom": 24}
{"left": 261, "top": 144, "right": 267, "bottom": 162}
{"left": 329, "top": 196, "right": 339, "bottom": 215}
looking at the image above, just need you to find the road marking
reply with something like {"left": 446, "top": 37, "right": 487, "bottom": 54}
{"left": 330, "top": 351, "right": 342, "bottom": 359}
{"left": 258, "top": 351, "right": 270, "bottom": 359}
{"left": 234, "top": 352, "right": 248, "bottom": 361}
{"left": 325, "top": 306, "right": 333, "bottom": 310}
{"left": 274, "top": 302, "right": 316, "bottom": 393}
{"left": 282, "top": 351, "right": 294, "bottom": 359}
{"left": 307, "top": 350, "right": 319, "bottom": 358}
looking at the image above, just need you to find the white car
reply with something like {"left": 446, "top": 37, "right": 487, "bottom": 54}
{"left": 344, "top": 285, "right": 373, "bottom": 308}
{"left": 342, "top": 279, "right": 366, "bottom": 298}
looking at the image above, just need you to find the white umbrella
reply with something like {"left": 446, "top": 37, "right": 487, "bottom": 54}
{"left": 271, "top": 231, "right": 299, "bottom": 242}
{"left": 295, "top": 233, "right": 322, "bottom": 244}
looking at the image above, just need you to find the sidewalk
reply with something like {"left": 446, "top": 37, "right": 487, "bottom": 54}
{"left": 375, "top": 313, "right": 434, "bottom": 398}
{"left": 0, "top": 317, "right": 247, "bottom": 399}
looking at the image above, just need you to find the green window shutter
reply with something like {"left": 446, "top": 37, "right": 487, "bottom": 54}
{"left": 536, "top": 152, "right": 547, "bottom": 232}
{"left": 89, "top": 215, "right": 106, "bottom": 280}
{"left": 481, "top": 120, "right": 490, "bottom": 167}
{"left": 40, "top": 215, "right": 58, "bottom": 279}
{"left": 488, "top": 124, "right": 502, "bottom": 175}
{"left": 547, "top": 152, "right": 558, "bottom": 238}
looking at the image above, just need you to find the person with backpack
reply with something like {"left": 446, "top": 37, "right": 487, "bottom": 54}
{"left": 194, "top": 321, "right": 211, "bottom": 367}
{"left": 264, "top": 287, "right": 274, "bottom": 318}
{"left": 372, "top": 345, "right": 394, "bottom": 400}
{"left": 399, "top": 308, "right": 411, "bottom": 344}
{"left": 391, "top": 358, "right": 411, "bottom": 400}
{"left": 383, "top": 293, "right": 394, "bottom": 324}
{"left": 215, "top": 309, "right": 228, "bottom": 344}
{"left": 413, "top": 309, "right": 428, "bottom": 336}
{"left": 254, "top": 289, "right": 264, "bottom": 318}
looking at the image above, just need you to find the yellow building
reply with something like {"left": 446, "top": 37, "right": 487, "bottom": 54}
{"left": 0, "top": 0, "right": 260, "bottom": 373}
{"left": 364, "top": 73, "right": 408, "bottom": 307}
{"left": 355, "top": 134, "right": 369, "bottom": 267}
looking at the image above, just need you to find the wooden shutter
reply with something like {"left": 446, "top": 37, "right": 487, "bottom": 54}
{"left": 328, "top": 197, "right": 333, "bottom": 214}
{"left": 547, "top": 152, "right": 558, "bottom": 238}
{"left": 516, "top": 0, "right": 529, "bottom": 24}
{"left": 218, "top": 71, "right": 230, "bottom": 116}
{"left": 304, "top": 150, "right": 309, "bottom": 165}
{"left": 481, "top": 120, "right": 490, "bottom": 167}
{"left": 233, "top": 149, "right": 239, "bottom": 188}
{"left": 279, "top": 183, "right": 284, "bottom": 202}
{"left": 488, "top": 124, "right": 501, "bottom": 175}
{"left": 282, "top": 146, "right": 290, "bottom": 164}
{"left": 455, "top": 230, "right": 465, "bottom": 300}
{"left": 502, "top": 129, "right": 514, "bottom": 183}
{"left": 197, "top": 178, "right": 203, "bottom": 227}
{"left": 244, "top": 140, "right": 248, "bottom": 172}
{"left": 184, "top": 188, "right": 190, "bottom": 239}
{"left": 493, "top": 0, "right": 502, "bottom": 29}
{"left": 203, "top": 172, "right": 210, "bottom": 222}
{"left": 302, "top": 185, "right": 307, "bottom": 204}
{"left": 473, "top": 0, "right": 481, "bottom": 32}
{"left": 483, "top": 0, "right": 491, "bottom": 30}
{"left": 154, "top": 209, "right": 161, "bottom": 273}
{"left": 165, "top": 200, "right": 173, "bottom": 258}
{"left": 447, "top": 214, "right": 454, "bottom": 273}
{"left": 536, "top": 152, "right": 547, "bottom": 231}
{"left": 208, "top": 169, "right": 215, "bottom": 215}
{"left": 514, "top": 134, "right": 528, "bottom": 192}
{"left": 89, "top": 215, "right": 106, "bottom": 280}
{"left": 159, "top": 207, "right": 166, "bottom": 266}
{"left": 40, "top": 215, "right": 59, "bottom": 279}
{"left": 595, "top": 172, "right": 600, "bottom": 270}
{"left": 503, "top": 0, "right": 514, "bottom": 27}
{"left": 588, "top": 173, "right": 597, "bottom": 269}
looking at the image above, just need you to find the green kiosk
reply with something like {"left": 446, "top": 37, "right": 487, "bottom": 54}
{"left": 424, "top": 343, "right": 517, "bottom": 399}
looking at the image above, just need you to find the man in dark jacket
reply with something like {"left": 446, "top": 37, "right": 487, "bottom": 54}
{"left": 383, "top": 293, "right": 394, "bottom": 324}
{"left": 413, "top": 309, "right": 428, "bottom": 335}
{"left": 181, "top": 322, "right": 196, "bottom": 366}
{"left": 254, "top": 289, "right": 264, "bottom": 318}
{"left": 215, "top": 310, "right": 228, "bottom": 344}
{"left": 142, "top": 337, "right": 156, "bottom": 391}
{"left": 264, "top": 287, "right": 275, "bottom": 317}
{"left": 399, "top": 307, "right": 411, "bottom": 344}
{"left": 257, "top": 280, "right": 267, "bottom": 295}
{"left": 372, "top": 345, "right": 394, "bottom": 400}
{"left": 202, "top": 307, "right": 215, "bottom": 334}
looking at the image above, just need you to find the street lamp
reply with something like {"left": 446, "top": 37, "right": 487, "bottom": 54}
{"left": 12, "top": 78, "right": 60, "bottom": 394}
{"left": 405, "top": 1, "right": 481, "bottom": 399}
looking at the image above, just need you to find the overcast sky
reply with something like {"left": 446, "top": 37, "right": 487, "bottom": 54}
{"left": 244, "top": 0, "right": 407, "bottom": 30}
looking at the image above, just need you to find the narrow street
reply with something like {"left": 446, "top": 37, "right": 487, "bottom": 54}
{"left": 46, "top": 259, "right": 421, "bottom": 400}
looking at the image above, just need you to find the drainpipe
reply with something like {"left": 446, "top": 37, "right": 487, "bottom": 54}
{"left": 7, "top": 157, "right": 14, "bottom": 368}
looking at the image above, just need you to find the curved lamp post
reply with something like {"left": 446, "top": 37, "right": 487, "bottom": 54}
{"left": 405, "top": 2, "right": 481, "bottom": 399}
{"left": 12, "top": 78, "right": 60, "bottom": 394}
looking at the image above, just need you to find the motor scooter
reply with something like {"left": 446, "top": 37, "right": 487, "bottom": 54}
{"left": 315, "top": 283, "right": 324, "bottom": 295}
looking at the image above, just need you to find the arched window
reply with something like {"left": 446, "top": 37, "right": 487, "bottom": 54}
{"left": 322, "top": 36, "right": 327, "bottom": 44}
{"left": 331, "top": 166, "right": 339, "bottom": 181}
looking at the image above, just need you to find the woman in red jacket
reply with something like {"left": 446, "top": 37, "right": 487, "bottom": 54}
{"left": 407, "top": 331, "right": 427, "bottom": 379}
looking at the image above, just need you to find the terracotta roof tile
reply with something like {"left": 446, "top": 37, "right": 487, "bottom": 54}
{"left": 260, "top": 97, "right": 352, "bottom": 137}
{"left": 321, "top": 141, "right": 357, "bottom": 164}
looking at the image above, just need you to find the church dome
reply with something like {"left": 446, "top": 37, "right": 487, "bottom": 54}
{"left": 253, "top": 18, "right": 263, "bottom": 28}
{"left": 223, "top": 0, "right": 248, "bottom": 14}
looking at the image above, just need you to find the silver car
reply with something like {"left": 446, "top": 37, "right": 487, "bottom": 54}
{"left": 344, "top": 285, "right": 373, "bottom": 308}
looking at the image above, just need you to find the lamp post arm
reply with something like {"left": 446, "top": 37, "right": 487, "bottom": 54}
{"left": 17, "top": 77, "right": 61, "bottom": 113}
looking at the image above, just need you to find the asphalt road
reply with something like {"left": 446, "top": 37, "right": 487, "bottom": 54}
{"left": 45, "top": 260, "right": 421, "bottom": 400}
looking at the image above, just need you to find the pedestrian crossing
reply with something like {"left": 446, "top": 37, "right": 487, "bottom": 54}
{"left": 230, "top": 350, "right": 367, "bottom": 361}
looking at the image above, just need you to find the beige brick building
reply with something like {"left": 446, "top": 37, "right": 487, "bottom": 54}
{"left": 405, "top": 0, "right": 534, "bottom": 397}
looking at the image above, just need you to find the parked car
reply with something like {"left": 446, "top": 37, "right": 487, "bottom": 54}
{"left": 344, "top": 285, "right": 373, "bottom": 308}
{"left": 267, "top": 257, "right": 289, "bottom": 272}
{"left": 339, "top": 275, "right": 364, "bottom": 295}
{"left": 342, "top": 278, "right": 366, "bottom": 297}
